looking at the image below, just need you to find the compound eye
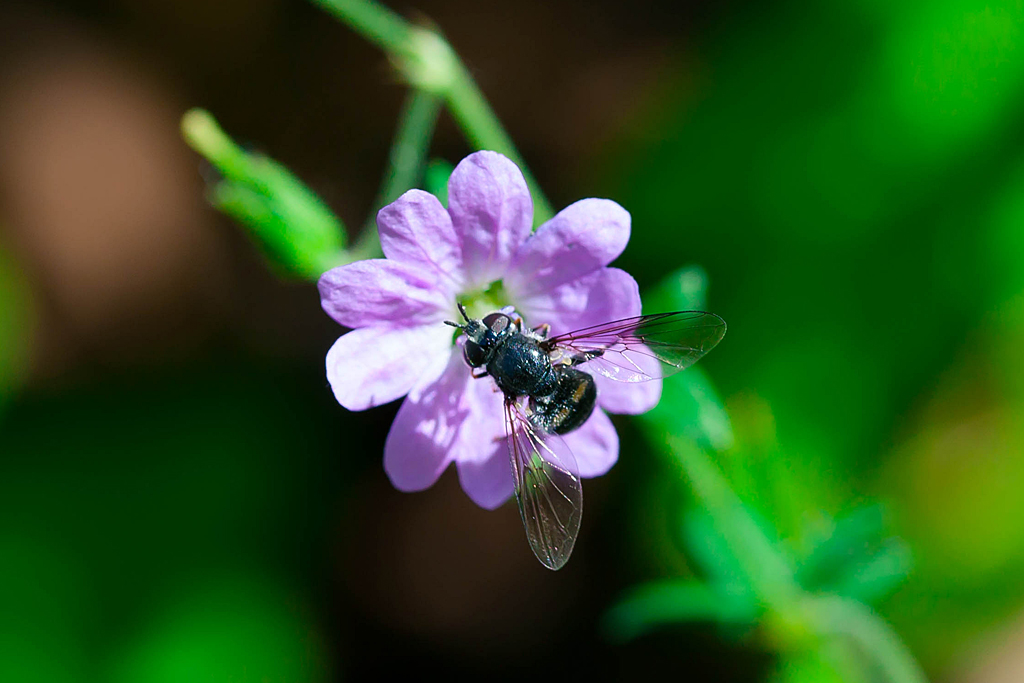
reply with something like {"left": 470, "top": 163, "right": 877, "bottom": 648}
{"left": 463, "top": 342, "right": 487, "bottom": 368}
{"left": 482, "top": 313, "right": 512, "bottom": 335}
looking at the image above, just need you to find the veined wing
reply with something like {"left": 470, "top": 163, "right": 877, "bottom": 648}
{"left": 504, "top": 397, "right": 582, "bottom": 571}
{"left": 541, "top": 311, "right": 726, "bottom": 383}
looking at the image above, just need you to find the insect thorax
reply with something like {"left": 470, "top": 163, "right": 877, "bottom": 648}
{"left": 487, "top": 333, "right": 558, "bottom": 397}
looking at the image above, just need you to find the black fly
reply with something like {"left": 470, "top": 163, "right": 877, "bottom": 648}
{"left": 445, "top": 304, "right": 726, "bottom": 570}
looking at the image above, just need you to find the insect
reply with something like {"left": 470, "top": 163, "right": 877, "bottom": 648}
{"left": 445, "top": 304, "right": 726, "bottom": 570}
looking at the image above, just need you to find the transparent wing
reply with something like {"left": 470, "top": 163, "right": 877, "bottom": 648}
{"left": 541, "top": 311, "right": 727, "bottom": 383}
{"left": 504, "top": 397, "right": 583, "bottom": 571}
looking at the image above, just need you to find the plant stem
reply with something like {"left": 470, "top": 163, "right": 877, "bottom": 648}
{"left": 445, "top": 61, "right": 554, "bottom": 223}
{"left": 308, "top": 0, "right": 413, "bottom": 59}
{"left": 809, "top": 596, "right": 928, "bottom": 683}
{"left": 182, "top": 109, "right": 347, "bottom": 277}
{"left": 351, "top": 89, "right": 442, "bottom": 261}
{"left": 309, "top": 0, "right": 555, "bottom": 226}
{"left": 667, "top": 436, "right": 801, "bottom": 611}
{"left": 181, "top": 109, "right": 255, "bottom": 183}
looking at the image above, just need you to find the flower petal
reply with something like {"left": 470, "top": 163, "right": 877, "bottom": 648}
{"left": 326, "top": 324, "right": 450, "bottom": 411}
{"left": 595, "top": 372, "right": 662, "bottom": 414}
{"left": 447, "top": 151, "right": 533, "bottom": 288}
{"left": 562, "top": 409, "right": 619, "bottom": 478}
{"left": 457, "top": 448, "right": 514, "bottom": 510}
{"left": 505, "top": 198, "right": 630, "bottom": 299}
{"left": 377, "top": 189, "right": 464, "bottom": 288}
{"left": 517, "top": 267, "right": 641, "bottom": 337}
{"left": 449, "top": 363, "right": 514, "bottom": 508}
{"left": 319, "top": 260, "right": 453, "bottom": 329}
{"left": 383, "top": 350, "right": 469, "bottom": 492}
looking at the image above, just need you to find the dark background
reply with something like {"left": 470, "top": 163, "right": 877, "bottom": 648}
{"left": 2, "top": 0, "right": 1024, "bottom": 680}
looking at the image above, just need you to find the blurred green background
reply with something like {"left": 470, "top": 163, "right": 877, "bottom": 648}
{"left": 2, "top": 0, "right": 1024, "bottom": 680}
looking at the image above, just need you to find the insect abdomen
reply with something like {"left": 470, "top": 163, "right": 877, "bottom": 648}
{"left": 529, "top": 368, "right": 597, "bottom": 435}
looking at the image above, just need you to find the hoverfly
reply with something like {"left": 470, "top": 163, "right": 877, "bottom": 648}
{"left": 445, "top": 305, "right": 726, "bottom": 570}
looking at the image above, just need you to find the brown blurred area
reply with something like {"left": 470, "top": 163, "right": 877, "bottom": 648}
{"left": 9, "top": 1, "right": 1024, "bottom": 681}
{"left": 0, "top": 6, "right": 228, "bottom": 375}
{"left": 0, "top": 0, "right": 683, "bottom": 381}
{"left": 0, "top": 0, "right": 699, "bottom": 675}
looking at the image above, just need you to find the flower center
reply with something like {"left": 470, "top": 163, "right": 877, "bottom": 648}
{"left": 458, "top": 280, "right": 513, "bottom": 321}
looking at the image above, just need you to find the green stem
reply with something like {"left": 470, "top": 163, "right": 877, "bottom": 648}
{"left": 667, "top": 437, "right": 927, "bottom": 683}
{"left": 181, "top": 109, "right": 254, "bottom": 182}
{"left": 309, "top": 0, "right": 555, "bottom": 226}
{"left": 351, "top": 89, "right": 442, "bottom": 261}
{"left": 307, "top": 0, "right": 413, "bottom": 59}
{"left": 667, "top": 436, "right": 801, "bottom": 611}
{"left": 445, "top": 62, "right": 554, "bottom": 223}
{"left": 182, "top": 108, "right": 348, "bottom": 277}
{"left": 808, "top": 596, "right": 928, "bottom": 683}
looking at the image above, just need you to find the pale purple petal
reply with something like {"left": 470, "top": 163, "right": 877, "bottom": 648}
{"left": 562, "top": 409, "right": 619, "bottom": 478}
{"left": 449, "top": 362, "right": 508, "bottom": 463}
{"left": 447, "top": 151, "right": 533, "bottom": 288}
{"left": 595, "top": 372, "right": 662, "bottom": 414}
{"left": 377, "top": 189, "right": 464, "bottom": 289}
{"left": 516, "top": 267, "right": 641, "bottom": 337}
{"left": 449, "top": 365, "right": 513, "bottom": 508}
{"left": 383, "top": 350, "right": 469, "bottom": 492}
{"left": 505, "top": 199, "right": 630, "bottom": 299}
{"left": 457, "top": 448, "right": 514, "bottom": 509}
{"left": 319, "top": 260, "right": 454, "bottom": 329}
{"left": 326, "top": 324, "right": 451, "bottom": 411}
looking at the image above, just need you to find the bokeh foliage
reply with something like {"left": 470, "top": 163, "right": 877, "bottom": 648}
{"left": 0, "top": 363, "right": 338, "bottom": 682}
{"left": 601, "top": 0, "right": 1024, "bottom": 673}
{"left": 3, "top": 0, "right": 1024, "bottom": 680}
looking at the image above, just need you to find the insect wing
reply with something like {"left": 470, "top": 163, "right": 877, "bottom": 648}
{"left": 542, "top": 311, "right": 726, "bottom": 383}
{"left": 505, "top": 398, "right": 582, "bottom": 571}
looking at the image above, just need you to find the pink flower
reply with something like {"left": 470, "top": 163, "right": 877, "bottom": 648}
{"left": 318, "top": 151, "right": 660, "bottom": 509}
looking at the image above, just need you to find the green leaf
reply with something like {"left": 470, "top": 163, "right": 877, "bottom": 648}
{"left": 182, "top": 109, "right": 346, "bottom": 279}
{"left": 643, "top": 264, "right": 709, "bottom": 314}
{"left": 603, "top": 579, "right": 757, "bottom": 642}
{"left": 645, "top": 366, "right": 734, "bottom": 452}
{"left": 681, "top": 510, "right": 755, "bottom": 598}
{"left": 829, "top": 538, "right": 914, "bottom": 605}
{"left": 795, "top": 503, "right": 905, "bottom": 599}
{"left": 107, "top": 576, "right": 331, "bottom": 683}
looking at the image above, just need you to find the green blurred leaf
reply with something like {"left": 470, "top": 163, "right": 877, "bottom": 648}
{"left": 882, "top": 0, "right": 1024, "bottom": 157}
{"left": 604, "top": 579, "right": 757, "bottom": 642}
{"left": 643, "top": 264, "right": 709, "bottom": 314}
{"left": 830, "top": 538, "right": 914, "bottom": 605}
{"left": 769, "top": 646, "right": 854, "bottom": 683}
{"left": 795, "top": 504, "right": 887, "bottom": 589}
{"left": 182, "top": 109, "right": 345, "bottom": 279}
{"left": 985, "top": 157, "right": 1024, "bottom": 302}
{"left": 640, "top": 270, "right": 732, "bottom": 450}
{"left": 649, "top": 366, "right": 734, "bottom": 454}
{"left": 0, "top": 359, "right": 345, "bottom": 680}
{"left": 681, "top": 509, "right": 756, "bottom": 599}
{"left": 0, "top": 533, "right": 90, "bottom": 683}
{"left": 108, "top": 575, "right": 331, "bottom": 683}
